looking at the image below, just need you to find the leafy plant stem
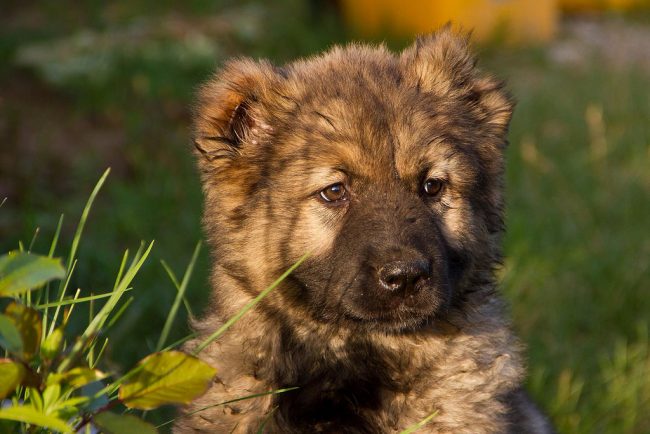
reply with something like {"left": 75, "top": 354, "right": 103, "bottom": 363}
{"left": 74, "top": 398, "right": 119, "bottom": 432}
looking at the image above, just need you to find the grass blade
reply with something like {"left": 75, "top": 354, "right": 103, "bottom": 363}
{"left": 27, "top": 227, "right": 40, "bottom": 253}
{"left": 64, "top": 288, "right": 82, "bottom": 323}
{"left": 193, "top": 252, "right": 309, "bottom": 355}
{"left": 105, "top": 296, "right": 134, "bottom": 330}
{"left": 256, "top": 406, "right": 278, "bottom": 434}
{"left": 161, "top": 260, "right": 194, "bottom": 318}
{"left": 36, "top": 288, "right": 133, "bottom": 308}
{"left": 399, "top": 410, "right": 438, "bottom": 434}
{"left": 161, "top": 331, "right": 197, "bottom": 352}
{"left": 48, "top": 260, "right": 77, "bottom": 335}
{"left": 56, "top": 169, "right": 110, "bottom": 297}
{"left": 43, "top": 214, "right": 65, "bottom": 339}
{"left": 57, "top": 240, "right": 154, "bottom": 373}
{"left": 155, "top": 387, "right": 298, "bottom": 429}
{"left": 91, "top": 337, "right": 109, "bottom": 368}
{"left": 156, "top": 242, "right": 201, "bottom": 351}
{"left": 48, "top": 214, "right": 64, "bottom": 258}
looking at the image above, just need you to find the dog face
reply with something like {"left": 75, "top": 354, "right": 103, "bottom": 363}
{"left": 193, "top": 30, "right": 513, "bottom": 332}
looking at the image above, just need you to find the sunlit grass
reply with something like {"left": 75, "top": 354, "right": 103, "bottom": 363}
{"left": 500, "top": 60, "right": 650, "bottom": 433}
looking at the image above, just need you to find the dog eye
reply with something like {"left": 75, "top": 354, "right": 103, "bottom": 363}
{"left": 319, "top": 183, "right": 348, "bottom": 203}
{"left": 422, "top": 179, "right": 445, "bottom": 198}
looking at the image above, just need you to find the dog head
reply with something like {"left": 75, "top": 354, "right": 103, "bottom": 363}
{"left": 194, "top": 29, "right": 513, "bottom": 332}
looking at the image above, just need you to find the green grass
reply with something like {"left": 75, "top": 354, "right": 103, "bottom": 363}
{"left": 1, "top": 2, "right": 649, "bottom": 432}
{"left": 498, "top": 58, "right": 650, "bottom": 433}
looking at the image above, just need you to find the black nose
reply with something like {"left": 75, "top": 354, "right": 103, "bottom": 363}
{"left": 378, "top": 260, "right": 431, "bottom": 293}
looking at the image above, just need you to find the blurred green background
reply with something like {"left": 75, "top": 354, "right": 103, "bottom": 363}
{"left": 1, "top": 1, "right": 649, "bottom": 432}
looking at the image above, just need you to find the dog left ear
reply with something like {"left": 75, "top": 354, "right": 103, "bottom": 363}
{"left": 401, "top": 28, "right": 514, "bottom": 134}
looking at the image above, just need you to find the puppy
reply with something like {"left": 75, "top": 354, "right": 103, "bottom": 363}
{"left": 175, "top": 29, "right": 554, "bottom": 433}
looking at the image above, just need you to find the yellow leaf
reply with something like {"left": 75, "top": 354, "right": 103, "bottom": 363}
{"left": 47, "top": 367, "right": 106, "bottom": 389}
{"left": 119, "top": 351, "right": 216, "bottom": 410}
{"left": 5, "top": 303, "right": 42, "bottom": 361}
{"left": 0, "top": 359, "right": 26, "bottom": 399}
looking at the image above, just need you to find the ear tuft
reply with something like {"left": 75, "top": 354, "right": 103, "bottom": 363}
{"left": 402, "top": 27, "right": 475, "bottom": 94}
{"left": 402, "top": 27, "right": 513, "bottom": 132}
{"left": 470, "top": 76, "right": 514, "bottom": 131}
{"left": 193, "top": 59, "right": 279, "bottom": 163}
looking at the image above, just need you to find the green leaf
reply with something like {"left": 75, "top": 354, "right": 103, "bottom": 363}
{"left": 42, "top": 383, "right": 62, "bottom": 412}
{"left": 0, "top": 405, "right": 72, "bottom": 433}
{"left": 28, "top": 388, "right": 44, "bottom": 412}
{"left": 4, "top": 303, "right": 42, "bottom": 360}
{"left": 0, "top": 359, "right": 26, "bottom": 399}
{"left": 119, "top": 351, "right": 216, "bottom": 410}
{"left": 94, "top": 412, "right": 158, "bottom": 434}
{"left": 48, "top": 367, "right": 106, "bottom": 389}
{"left": 0, "top": 252, "right": 65, "bottom": 296}
{"left": 41, "top": 327, "right": 64, "bottom": 360}
{"left": 0, "top": 315, "right": 22, "bottom": 354}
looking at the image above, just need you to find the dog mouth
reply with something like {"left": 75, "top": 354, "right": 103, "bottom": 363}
{"left": 340, "top": 280, "right": 451, "bottom": 331}
{"left": 342, "top": 307, "right": 436, "bottom": 332}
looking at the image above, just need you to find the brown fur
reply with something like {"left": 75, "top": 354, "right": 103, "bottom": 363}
{"left": 175, "top": 29, "right": 554, "bottom": 433}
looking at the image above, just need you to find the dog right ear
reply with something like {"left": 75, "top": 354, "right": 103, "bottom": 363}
{"left": 193, "top": 58, "right": 281, "bottom": 164}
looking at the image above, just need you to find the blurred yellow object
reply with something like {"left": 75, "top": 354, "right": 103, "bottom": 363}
{"left": 560, "top": 0, "right": 649, "bottom": 12}
{"left": 340, "top": 0, "right": 558, "bottom": 44}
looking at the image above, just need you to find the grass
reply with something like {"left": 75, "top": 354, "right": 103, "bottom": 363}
{"left": 496, "top": 55, "right": 650, "bottom": 433}
{"left": 1, "top": 2, "right": 649, "bottom": 432}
